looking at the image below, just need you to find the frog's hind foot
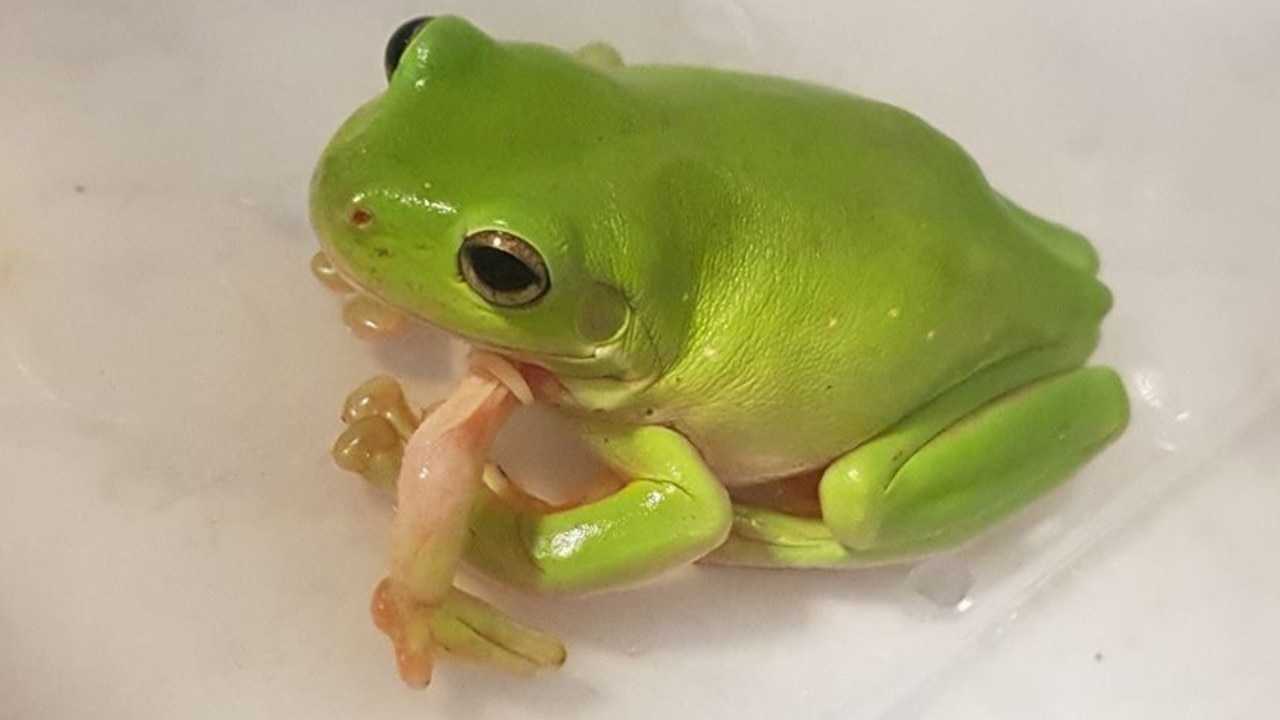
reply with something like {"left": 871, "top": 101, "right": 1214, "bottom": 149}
{"left": 701, "top": 505, "right": 880, "bottom": 568}
{"left": 371, "top": 579, "right": 566, "bottom": 688}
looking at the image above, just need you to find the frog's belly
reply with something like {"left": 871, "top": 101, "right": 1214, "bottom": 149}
{"left": 675, "top": 421, "right": 845, "bottom": 487}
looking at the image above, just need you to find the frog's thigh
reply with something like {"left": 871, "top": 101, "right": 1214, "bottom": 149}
{"left": 821, "top": 366, "right": 1128, "bottom": 555}
{"left": 705, "top": 367, "right": 1128, "bottom": 567}
{"left": 464, "top": 424, "right": 732, "bottom": 592}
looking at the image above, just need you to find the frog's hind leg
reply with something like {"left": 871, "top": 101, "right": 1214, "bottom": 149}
{"left": 704, "top": 365, "right": 1128, "bottom": 568}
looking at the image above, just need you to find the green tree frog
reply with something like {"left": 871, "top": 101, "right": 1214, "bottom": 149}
{"left": 310, "top": 15, "right": 1129, "bottom": 685}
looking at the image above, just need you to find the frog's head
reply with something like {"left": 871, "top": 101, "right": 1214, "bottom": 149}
{"left": 311, "top": 15, "right": 716, "bottom": 409}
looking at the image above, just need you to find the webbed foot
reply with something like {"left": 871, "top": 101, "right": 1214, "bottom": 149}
{"left": 371, "top": 578, "right": 566, "bottom": 688}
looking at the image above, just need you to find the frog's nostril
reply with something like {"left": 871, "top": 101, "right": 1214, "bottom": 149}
{"left": 348, "top": 206, "right": 375, "bottom": 229}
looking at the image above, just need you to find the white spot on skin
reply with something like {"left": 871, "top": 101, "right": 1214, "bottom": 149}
{"left": 827, "top": 317, "right": 838, "bottom": 329}
{"left": 702, "top": 347, "right": 718, "bottom": 359}
{"left": 887, "top": 307, "right": 901, "bottom": 319}
{"left": 926, "top": 330, "right": 937, "bottom": 341}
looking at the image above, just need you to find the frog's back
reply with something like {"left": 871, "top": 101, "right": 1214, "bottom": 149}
{"left": 612, "top": 64, "right": 1114, "bottom": 481}
{"left": 618, "top": 64, "right": 1100, "bottom": 273}
{"left": 619, "top": 64, "right": 1101, "bottom": 270}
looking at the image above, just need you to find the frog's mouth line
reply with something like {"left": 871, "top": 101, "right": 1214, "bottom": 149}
{"left": 316, "top": 248, "right": 626, "bottom": 372}
{"left": 473, "top": 341, "right": 606, "bottom": 368}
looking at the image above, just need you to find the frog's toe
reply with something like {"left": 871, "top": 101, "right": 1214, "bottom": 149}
{"left": 341, "top": 295, "right": 408, "bottom": 339}
{"left": 311, "top": 252, "right": 409, "bottom": 338}
{"left": 332, "top": 415, "right": 403, "bottom": 490}
{"left": 331, "top": 376, "right": 422, "bottom": 489}
{"left": 700, "top": 505, "right": 855, "bottom": 568}
{"left": 310, "top": 251, "right": 354, "bottom": 293}
{"left": 432, "top": 587, "right": 566, "bottom": 675}
{"left": 371, "top": 579, "right": 564, "bottom": 686}
{"left": 371, "top": 577, "right": 438, "bottom": 688}
{"left": 340, "top": 376, "right": 418, "bottom": 437}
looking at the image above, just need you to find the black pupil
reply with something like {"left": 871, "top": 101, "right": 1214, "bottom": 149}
{"left": 384, "top": 16, "right": 434, "bottom": 80}
{"left": 466, "top": 246, "right": 538, "bottom": 293}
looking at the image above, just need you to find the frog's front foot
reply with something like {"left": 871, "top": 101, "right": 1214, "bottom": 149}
{"left": 332, "top": 376, "right": 420, "bottom": 490}
{"left": 311, "top": 252, "right": 408, "bottom": 339}
{"left": 371, "top": 578, "right": 566, "bottom": 688}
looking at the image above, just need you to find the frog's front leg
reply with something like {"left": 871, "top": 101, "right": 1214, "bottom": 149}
{"left": 330, "top": 379, "right": 730, "bottom": 631}
{"left": 466, "top": 423, "right": 733, "bottom": 591}
{"left": 331, "top": 376, "right": 567, "bottom": 514}
{"left": 706, "top": 365, "right": 1129, "bottom": 567}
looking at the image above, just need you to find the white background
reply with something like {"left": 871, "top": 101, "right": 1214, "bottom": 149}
{"left": 2, "top": 1, "right": 1277, "bottom": 718}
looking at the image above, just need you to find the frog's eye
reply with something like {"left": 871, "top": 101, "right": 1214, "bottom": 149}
{"left": 459, "top": 230, "right": 550, "bottom": 307}
{"left": 384, "top": 16, "right": 435, "bottom": 81}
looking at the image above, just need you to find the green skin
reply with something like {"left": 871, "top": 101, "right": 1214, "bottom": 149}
{"left": 313, "top": 16, "right": 1128, "bottom": 640}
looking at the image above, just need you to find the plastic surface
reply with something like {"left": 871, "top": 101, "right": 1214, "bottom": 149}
{"left": 2, "top": 1, "right": 1277, "bottom": 718}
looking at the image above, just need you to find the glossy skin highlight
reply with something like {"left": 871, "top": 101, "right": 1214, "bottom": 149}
{"left": 312, "top": 15, "right": 1129, "bottom": 678}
